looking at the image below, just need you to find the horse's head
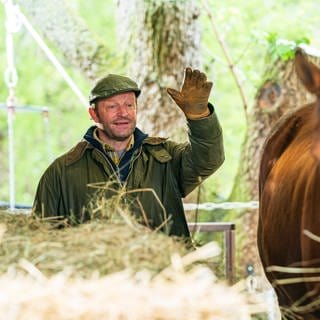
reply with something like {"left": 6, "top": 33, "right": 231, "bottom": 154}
{"left": 295, "top": 48, "right": 320, "bottom": 160}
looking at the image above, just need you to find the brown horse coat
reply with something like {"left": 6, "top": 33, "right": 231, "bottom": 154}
{"left": 258, "top": 50, "right": 320, "bottom": 319}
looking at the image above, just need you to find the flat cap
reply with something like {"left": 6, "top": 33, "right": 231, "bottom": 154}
{"left": 89, "top": 74, "right": 141, "bottom": 104}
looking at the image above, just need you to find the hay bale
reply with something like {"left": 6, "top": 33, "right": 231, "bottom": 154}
{"left": 0, "top": 210, "right": 189, "bottom": 277}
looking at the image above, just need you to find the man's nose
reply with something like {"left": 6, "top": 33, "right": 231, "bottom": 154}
{"left": 117, "top": 105, "right": 129, "bottom": 115}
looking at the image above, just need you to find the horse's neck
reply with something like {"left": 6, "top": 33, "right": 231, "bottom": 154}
{"left": 309, "top": 98, "right": 320, "bottom": 160}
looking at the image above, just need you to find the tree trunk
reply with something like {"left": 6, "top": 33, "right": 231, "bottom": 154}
{"left": 17, "top": 0, "right": 202, "bottom": 138}
{"left": 16, "top": 0, "right": 109, "bottom": 80}
{"left": 117, "top": 0, "right": 202, "bottom": 138}
{"left": 230, "top": 48, "right": 320, "bottom": 276}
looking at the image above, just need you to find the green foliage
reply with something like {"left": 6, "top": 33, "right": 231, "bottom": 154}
{"left": 266, "top": 32, "right": 311, "bottom": 62}
{"left": 200, "top": 0, "right": 319, "bottom": 203}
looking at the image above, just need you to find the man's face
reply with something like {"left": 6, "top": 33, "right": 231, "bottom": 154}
{"left": 90, "top": 92, "right": 137, "bottom": 142}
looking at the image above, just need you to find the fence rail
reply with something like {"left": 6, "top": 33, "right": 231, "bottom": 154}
{"left": 188, "top": 222, "right": 236, "bottom": 284}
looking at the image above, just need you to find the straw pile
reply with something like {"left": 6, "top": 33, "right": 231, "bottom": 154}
{"left": 0, "top": 264, "right": 252, "bottom": 320}
{"left": 0, "top": 203, "right": 263, "bottom": 320}
{"left": 0, "top": 210, "right": 190, "bottom": 277}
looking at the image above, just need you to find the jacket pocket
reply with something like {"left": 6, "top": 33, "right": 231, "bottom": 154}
{"left": 147, "top": 146, "right": 172, "bottom": 163}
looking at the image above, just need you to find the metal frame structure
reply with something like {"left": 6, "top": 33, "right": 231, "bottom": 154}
{"left": 188, "top": 222, "right": 236, "bottom": 284}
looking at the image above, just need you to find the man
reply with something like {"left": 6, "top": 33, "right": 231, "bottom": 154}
{"left": 33, "top": 68, "right": 224, "bottom": 237}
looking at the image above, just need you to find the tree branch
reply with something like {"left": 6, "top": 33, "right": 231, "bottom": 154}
{"left": 201, "top": 0, "right": 249, "bottom": 122}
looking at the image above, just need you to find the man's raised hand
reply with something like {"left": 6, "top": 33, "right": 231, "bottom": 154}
{"left": 167, "top": 67, "right": 212, "bottom": 119}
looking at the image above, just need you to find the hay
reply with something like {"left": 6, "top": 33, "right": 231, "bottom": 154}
{"left": 0, "top": 210, "right": 190, "bottom": 277}
{"left": 0, "top": 251, "right": 252, "bottom": 320}
{"left": 0, "top": 198, "right": 270, "bottom": 319}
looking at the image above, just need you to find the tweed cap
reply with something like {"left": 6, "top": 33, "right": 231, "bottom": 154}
{"left": 89, "top": 74, "right": 141, "bottom": 104}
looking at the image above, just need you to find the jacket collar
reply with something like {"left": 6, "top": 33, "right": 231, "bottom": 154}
{"left": 83, "top": 125, "right": 149, "bottom": 150}
{"left": 66, "top": 126, "right": 157, "bottom": 166}
{"left": 66, "top": 140, "right": 92, "bottom": 166}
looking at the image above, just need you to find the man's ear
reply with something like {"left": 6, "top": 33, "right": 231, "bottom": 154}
{"left": 88, "top": 107, "right": 99, "bottom": 122}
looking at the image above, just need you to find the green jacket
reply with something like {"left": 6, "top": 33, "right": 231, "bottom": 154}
{"left": 33, "top": 110, "right": 224, "bottom": 237}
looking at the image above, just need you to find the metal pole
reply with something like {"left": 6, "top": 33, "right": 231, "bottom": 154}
{"left": 4, "top": 0, "right": 20, "bottom": 211}
{"left": 224, "top": 226, "right": 235, "bottom": 284}
{"left": 42, "top": 107, "right": 53, "bottom": 163}
{"left": 187, "top": 222, "right": 236, "bottom": 284}
{"left": 7, "top": 104, "right": 15, "bottom": 210}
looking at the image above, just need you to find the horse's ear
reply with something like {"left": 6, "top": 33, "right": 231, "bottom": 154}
{"left": 294, "top": 48, "right": 320, "bottom": 96}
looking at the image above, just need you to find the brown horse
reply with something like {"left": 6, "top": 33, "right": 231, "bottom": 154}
{"left": 258, "top": 49, "right": 320, "bottom": 320}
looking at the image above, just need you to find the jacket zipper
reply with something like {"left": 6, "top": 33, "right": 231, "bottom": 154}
{"left": 95, "top": 149, "right": 123, "bottom": 186}
{"left": 120, "top": 147, "right": 143, "bottom": 206}
{"left": 124, "top": 147, "right": 142, "bottom": 186}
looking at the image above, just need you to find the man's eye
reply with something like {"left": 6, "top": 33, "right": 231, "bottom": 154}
{"left": 107, "top": 105, "right": 116, "bottom": 109}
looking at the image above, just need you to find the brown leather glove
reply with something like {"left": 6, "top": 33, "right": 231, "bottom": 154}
{"left": 167, "top": 67, "right": 213, "bottom": 119}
